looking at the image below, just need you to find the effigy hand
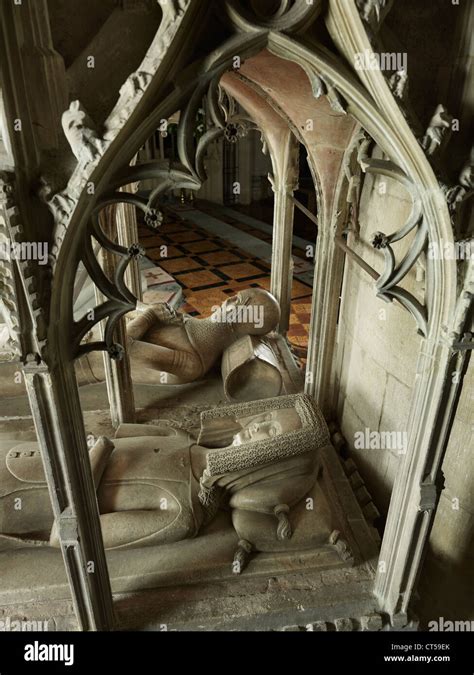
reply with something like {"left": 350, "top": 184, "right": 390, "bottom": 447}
{"left": 135, "top": 301, "right": 182, "bottom": 325}
{"left": 149, "top": 302, "right": 183, "bottom": 325}
{"left": 128, "top": 302, "right": 184, "bottom": 341}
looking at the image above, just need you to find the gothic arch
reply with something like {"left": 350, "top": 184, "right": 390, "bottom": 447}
{"left": 15, "top": 0, "right": 467, "bottom": 629}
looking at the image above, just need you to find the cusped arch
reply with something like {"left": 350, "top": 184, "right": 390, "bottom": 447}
{"left": 51, "top": 24, "right": 457, "bottom": 358}
{"left": 47, "top": 2, "right": 461, "bottom": 624}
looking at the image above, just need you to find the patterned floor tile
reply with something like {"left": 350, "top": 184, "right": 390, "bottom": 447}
{"left": 147, "top": 245, "right": 184, "bottom": 261}
{"left": 138, "top": 213, "right": 313, "bottom": 355}
{"left": 219, "top": 262, "right": 268, "bottom": 280}
{"left": 159, "top": 257, "right": 203, "bottom": 273}
{"left": 158, "top": 223, "right": 192, "bottom": 234}
{"left": 199, "top": 250, "right": 243, "bottom": 265}
{"left": 184, "top": 240, "right": 222, "bottom": 253}
{"left": 176, "top": 269, "right": 228, "bottom": 289}
{"left": 287, "top": 334, "right": 309, "bottom": 347}
{"left": 171, "top": 231, "right": 206, "bottom": 243}
{"left": 291, "top": 280, "right": 314, "bottom": 299}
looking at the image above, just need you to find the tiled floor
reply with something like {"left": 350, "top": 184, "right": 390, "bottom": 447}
{"left": 198, "top": 200, "right": 314, "bottom": 263}
{"left": 138, "top": 209, "right": 312, "bottom": 351}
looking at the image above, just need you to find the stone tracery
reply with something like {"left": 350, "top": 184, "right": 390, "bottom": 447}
{"left": 0, "top": 0, "right": 471, "bottom": 634}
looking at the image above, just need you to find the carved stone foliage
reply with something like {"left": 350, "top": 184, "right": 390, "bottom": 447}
{"left": 343, "top": 130, "right": 370, "bottom": 235}
{"left": 106, "top": 0, "right": 190, "bottom": 134}
{"left": 459, "top": 148, "right": 474, "bottom": 190}
{"left": 309, "top": 71, "right": 347, "bottom": 114}
{"left": 439, "top": 148, "right": 474, "bottom": 349}
{"left": 447, "top": 259, "right": 473, "bottom": 349}
{"left": 0, "top": 175, "right": 21, "bottom": 361}
{"left": 0, "top": 173, "right": 47, "bottom": 361}
{"left": 354, "top": 0, "right": 395, "bottom": 51}
{"left": 38, "top": 180, "right": 76, "bottom": 264}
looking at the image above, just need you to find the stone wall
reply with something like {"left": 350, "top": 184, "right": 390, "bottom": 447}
{"left": 416, "top": 358, "right": 473, "bottom": 625}
{"left": 335, "top": 157, "right": 422, "bottom": 513}
{"left": 63, "top": 2, "right": 162, "bottom": 125}
{"left": 335, "top": 159, "right": 473, "bottom": 621}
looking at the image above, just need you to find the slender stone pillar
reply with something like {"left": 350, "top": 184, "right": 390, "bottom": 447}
{"left": 23, "top": 359, "right": 116, "bottom": 631}
{"left": 1, "top": 174, "right": 115, "bottom": 631}
{"left": 96, "top": 204, "right": 136, "bottom": 427}
{"left": 270, "top": 133, "right": 299, "bottom": 335}
{"left": 374, "top": 338, "right": 471, "bottom": 619}
{"left": 304, "top": 186, "right": 347, "bottom": 415}
{"left": 116, "top": 180, "right": 142, "bottom": 302}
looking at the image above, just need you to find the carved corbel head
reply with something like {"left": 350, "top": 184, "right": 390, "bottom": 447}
{"left": 459, "top": 147, "right": 474, "bottom": 190}
{"left": 389, "top": 68, "right": 409, "bottom": 100}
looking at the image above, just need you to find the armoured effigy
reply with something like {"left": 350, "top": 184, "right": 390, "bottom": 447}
{"left": 75, "top": 287, "right": 284, "bottom": 396}
{"left": 0, "top": 394, "right": 329, "bottom": 571}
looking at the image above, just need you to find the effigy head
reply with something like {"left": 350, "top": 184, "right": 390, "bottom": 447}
{"left": 212, "top": 288, "right": 280, "bottom": 336}
{"left": 231, "top": 408, "right": 302, "bottom": 446}
{"left": 197, "top": 394, "right": 330, "bottom": 506}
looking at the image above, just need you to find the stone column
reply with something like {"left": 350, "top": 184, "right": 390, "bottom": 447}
{"left": 23, "top": 359, "right": 116, "bottom": 631}
{"left": 116, "top": 174, "right": 142, "bottom": 302}
{"left": 270, "top": 133, "right": 299, "bottom": 335}
{"left": 0, "top": 0, "right": 68, "bottom": 174}
{"left": 117, "top": 202, "right": 142, "bottom": 300}
{"left": 0, "top": 0, "right": 114, "bottom": 628}
{"left": 199, "top": 137, "right": 224, "bottom": 203}
{"left": 237, "top": 133, "right": 253, "bottom": 205}
{"left": 374, "top": 337, "right": 471, "bottom": 621}
{"left": 0, "top": 174, "right": 114, "bottom": 631}
{"left": 304, "top": 155, "right": 349, "bottom": 416}
{"left": 96, "top": 204, "right": 136, "bottom": 427}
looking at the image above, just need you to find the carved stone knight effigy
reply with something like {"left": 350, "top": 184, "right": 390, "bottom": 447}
{"left": 74, "top": 287, "right": 284, "bottom": 398}
{"left": 127, "top": 287, "right": 280, "bottom": 382}
{"left": 0, "top": 288, "right": 284, "bottom": 398}
{"left": 0, "top": 394, "right": 329, "bottom": 571}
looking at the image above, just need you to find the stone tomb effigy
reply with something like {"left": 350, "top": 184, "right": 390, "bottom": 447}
{"left": 0, "top": 393, "right": 381, "bottom": 631}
